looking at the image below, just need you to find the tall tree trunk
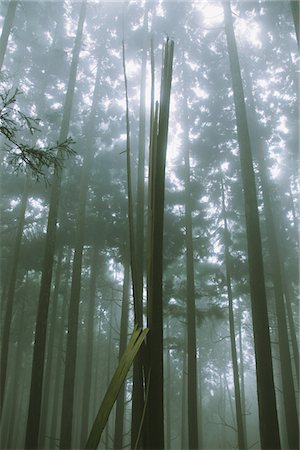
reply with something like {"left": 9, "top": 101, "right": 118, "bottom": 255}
{"left": 49, "top": 250, "right": 72, "bottom": 448}
{"left": 244, "top": 67, "right": 299, "bottom": 449}
{"left": 60, "top": 52, "right": 100, "bottom": 449}
{"left": 113, "top": 256, "right": 130, "bottom": 450}
{"left": 219, "top": 374, "right": 227, "bottom": 450}
{"left": 122, "top": 35, "right": 146, "bottom": 449}
{"left": 24, "top": 5, "right": 86, "bottom": 448}
{"left": 290, "top": 1, "right": 299, "bottom": 49}
{"left": 104, "top": 303, "right": 114, "bottom": 450}
{"left": 181, "top": 345, "right": 188, "bottom": 450}
{"left": 2, "top": 272, "right": 28, "bottom": 449}
{"left": 282, "top": 276, "right": 300, "bottom": 385}
{"left": 221, "top": 178, "right": 246, "bottom": 450}
{"left": 131, "top": 9, "right": 149, "bottom": 448}
{"left": 146, "top": 39, "right": 174, "bottom": 450}
{"left": 165, "top": 319, "right": 171, "bottom": 450}
{"left": 0, "top": 0, "right": 18, "bottom": 70}
{"left": 38, "top": 245, "right": 64, "bottom": 448}
{"left": 258, "top": 151, "right": 299, "bottom": 449}
{"left": 238, "top": 302, "right": 248, "bottom": 448}
{"left": 80, "top": 245, "right": 101, "bottom": 446}
{"left": 0, "top": 176, "right": 28, "bottom": 417}
{"left": 182, "top": 69, "right": 200, "bottom": 449}
{"left": 223, "top": 3, "right": 281, "bottom": 448}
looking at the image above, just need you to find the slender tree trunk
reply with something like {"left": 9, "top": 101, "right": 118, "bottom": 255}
{"left": 60, "top": 52, "right": 100, "bottom": 449}
{"left": 257, "top": 146, "right": 298, "bottom": 449}
{"left": 113, "top": 256, "right": 130, "bottom": 450}
{"left": 49, "top": 250, "right": 72, "bottom": 448}
{"left": 24, "top": 4, "right": 86, "bottom": 447}
{"left": 223, "top": 3, "right": 281, "bottom": 448}
{"left": 221, "top": 179, "right": 246, "bottom": 450}
{"left": 80, "top": 245, "right": 101, "bottom": 446}
{"left": 238, "top": 303, "right": 248, "bottom": 448}
{"left": 181, "top": 345, "right": 188, "bottom": 450}
{"left": 290, "top": 1, "right": 299, "bottom": 49}
{"left": 146, "top": 39, "right": 174, "bottom": 450}
{"left": 92, "top": 313, "right": 102, "bottom": 420}
{"left": 181, "top": 52, "right": 204, "bottom": 449}
{"left": 38, "top": 246, "right": 64, "bottom": 448}
{"left": 0, "top": 176, "right": 28, "bottom": 417}
{"left": 182, "top": 77, "right": 199, "bottom": 450}
{"left": 2, "top": 272, "right": 27, "bottom": 449}
{"left": 104, "top": 304, "right": 114, "bottom": 450}
{"left": 219, "top": 374, "right": 227, "bottom": 450}
{"left": 244, "top": 67, "right": 299, "bottom": 449}
{"left": 165, "top": 319, "right": 171, "bottom": 450}
{"left": 260, "top": 159, "right": 299, "bottom": 450}
{"left": 131, "top": 9, "right": 149, "bottom": 448}
{"left": 122, "top": 36, "right": 146, "bottom": 450}
{"left": 0, "top": 0, "right": 18, "bottom": 70}
{"left": 282, "top": 278, "right": 300, "bottom": 385}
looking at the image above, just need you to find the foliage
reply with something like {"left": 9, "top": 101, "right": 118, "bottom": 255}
{"left": 0, "top": 86, "right": 75, "bottom": 181}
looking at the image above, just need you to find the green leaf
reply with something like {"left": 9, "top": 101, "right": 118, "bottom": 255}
{"left": 85, "top": 325, "right": 148, "bottom": 450}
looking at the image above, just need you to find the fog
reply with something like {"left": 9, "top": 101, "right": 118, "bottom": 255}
{"left": 0, "top": 1, "right": 299, "bottom": 449}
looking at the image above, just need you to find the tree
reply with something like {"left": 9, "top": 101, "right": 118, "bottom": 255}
{"left": 223, "top": 2, "right": 281, "bottom": 448}
{"left": 182, "top": 60, "right": 200, "bottom": 450}
{"left": 24, "top": 3, "right": 86, "bottom": 448}
{"left": 221, "top": 177, "right": 246, "bottom": 450}
{"left": 0, "top": 0, "right": 18, "bottom": 70}
{"left": 60, "top": 49, "right": 100, "bottom": 450}
{"left": 244, "top": 66, "right": 299, "bottom": 450}
{"left": 113, "top": 255, "right": 130, "bottom": 450}
{"left": 290, "top": 1, "right": 299, "bottom": 49}
{"left": 145, "top": 38, "right": 174, "bottom": 450}
{"left": 0, "top": 86, "right": 74, "bottom": 180}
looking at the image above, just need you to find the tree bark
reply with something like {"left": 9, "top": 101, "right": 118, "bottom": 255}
{"left": 146, "top": 39, "right": 174, "bottom": 450}
{"left": 238, "top": 302, "right": 248, "bottom": 448}
{"left": 38, "top": 246, "right": 64, "bottom": 448}
{"left": 181, "top": 344, "right": 188, "bottom": 450}
{"left": 223, "top": 3, "right": 281, "bottom": 448}
{"left": 113, "top": 257, "right": 130, "bottom": 450}
{"left": 2, "top": 272, "right": 28, "bottom": 449}
{"left": 80, "top": 246, "right": 101, "bottom": 446}
{"left": 131, "top": 9, "right": 148, "bottom": 447}
{"left": 60, "top": 40, "right": 100, "bottom": 450}
{"left": 221, "top": 178, "right": 246, "bottom": 450}
{"left": 182, "top": 99, "right": 199, "bottom": 450}
{"left": 0, "top": 0, "right": 18, "bottom": 70}
{"left": 290, "top": 1, "right": 299, "bottom": 49}
{"left": 24, "top": 4, "right": 86, "bottom": 448}
{"left": 165, "top": 319, "right": 171, "bottom": 450}
{"left": 0, "top": 176, "right": 28, "bottom": 417}
{"left": 49, "top": 250, "right": 72, "bottom": 448}
{"left": 244, "top": 67, "right": 299, "bottom": 449}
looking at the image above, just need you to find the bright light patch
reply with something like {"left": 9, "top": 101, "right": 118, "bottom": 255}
{"left": 191, "top": 85, "right": 209, "bottom": 99}
{"left": 155, "top": 2, "right": 165, "bottom": 18}
{"left": 10, "top": 199, "right": 20, "bottom": 209}
{"left": 51, "top": 102, "right": 62, "bottom": 110}
{"left": 235, "top": 17, "right": 262, "bottom": 48}
{"left": 197, "top": 2, "right": 224, "bottom": 26}
{"left": 125, "top": 60, "right": 141, "bottom": 78}
{"left": 26, "top": 198, "right": 46, "bottom": 220}
{"left": 270, "top": 165, "right": 280, "bottom": 179}
{"left": 166, "top": 125, "right": 182, "bottom": 162}
{"left": 277, "top": 116, "right": 289, "bottom": 134}
{"left": 221, "top": 161, "right": 229, "bottom": 172}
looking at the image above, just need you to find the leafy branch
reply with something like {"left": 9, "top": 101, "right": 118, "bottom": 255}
{"left": 0, "top": 86, "right": 76, "bottom": 181}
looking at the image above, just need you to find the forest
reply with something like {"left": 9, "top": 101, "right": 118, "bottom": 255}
{"left": 0, "top": 1, "right": 299, "bottom": 449}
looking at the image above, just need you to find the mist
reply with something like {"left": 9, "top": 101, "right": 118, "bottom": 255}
{"left": 0, "top": 1, "right": 299, "bottom": 449}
